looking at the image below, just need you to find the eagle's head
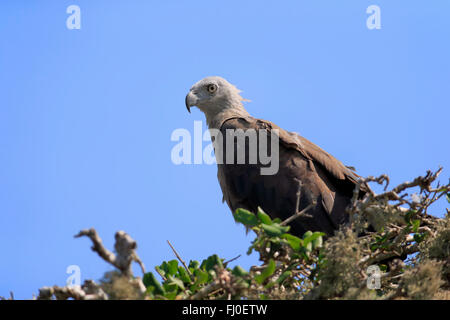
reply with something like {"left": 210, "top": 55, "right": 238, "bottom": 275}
{"left": 185, "top": 76, "right": 247, "bottom": 116}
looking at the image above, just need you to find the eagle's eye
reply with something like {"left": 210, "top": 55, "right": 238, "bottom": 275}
{"left": 207, "top": 84, "right": 217, "bottom": 93}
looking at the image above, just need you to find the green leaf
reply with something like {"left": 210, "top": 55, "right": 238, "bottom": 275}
{"left": 159, "top": 261, "right": 169, "bottom": 274}
{"left": 257, "top": 207, "right": 273, "bottom": 225}
{"left": 312, "top": 235, "right": 323, "bottom": 249}
{"left": 412, "top": 219, "right": 420, "bottom": 233}
{"left": 233, "top": 208, "right": 259, "bottom": 227}
{"left": 193, "top": 269, "right": 209, "bottom": 285}
{"left": 163, "top": 281, "right": 179, "bottom": 294}
{"left": 304, "top": 241, "right": 312, "bottom": 253}
{"left": 255, "top": 259, "right": 276, "bottom": 284}
{"left": 232, "top": 265, "right": 248, "bottom": 277}
{"left": 282, "top": 233, "right": 303, "bottom": 251}
{"left": 276, "top": 270, "right": 292, "bottom": 285}
{"left": 163, "top": 290, "right": 178, "bottom": 300}
{"left": 200, "top": 254, "right": 223, "bottom": 271}
{"left": 143, "top": 272, "right": 165, "bottom": 295}
{"left": 155, "top": 266, "right": 165, "bottom": 278}
{"left": 303, "top": 231, "right": 313, "bottom": 239}
{"left": 188, "top": 260, "right": 200, "bottom": 272}
{"left": 303, "top": 232, "right": 325, "bottom": 247}
{"left": 446, "top": 193, "right": 450, "bottom": 203}
{"left": 178, "top": 266, "right": 191, "bottom": 283}
{"left": 167, "top": 275, "right": 185, "bottom": 291}
{"left": 167, "top": 260, "right": 179, "bottom": 276}
{"left": 208, "top": 269, "right": 217, "bottom": 279}
{"left": 261, "top": 223, "right": 290, "bottom": 237}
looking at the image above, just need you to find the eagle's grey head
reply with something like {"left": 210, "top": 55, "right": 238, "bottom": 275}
{"left": 185, "top": 76, "right": 247, "bottom": 117}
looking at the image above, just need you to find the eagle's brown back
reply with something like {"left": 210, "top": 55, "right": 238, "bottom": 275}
{"left": 215, "top": 116, "right": 366, "bottom": 236}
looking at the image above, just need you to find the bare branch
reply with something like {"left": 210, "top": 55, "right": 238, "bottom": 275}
{"left": 281, "top": 202, "right": 315, "bottom": 226}
{"left": 224, "top": 254, "right": 242, "bottom": 267}
{"left": 75, "top": 228, "right": 145, "bottom": 277}
{"left": 37, "top": 280, "right": 108, "bottom": 300}
{"left": 167, "top": 240, "right": 192, "bottom": 277}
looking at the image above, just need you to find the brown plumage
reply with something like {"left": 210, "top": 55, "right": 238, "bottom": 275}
{"left": 185, "top": 76, "right": 367, "bottom": 237}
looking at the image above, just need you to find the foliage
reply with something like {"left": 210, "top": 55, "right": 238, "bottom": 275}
{"left": 29, "top": 169, "right": 449, "bottom": 300}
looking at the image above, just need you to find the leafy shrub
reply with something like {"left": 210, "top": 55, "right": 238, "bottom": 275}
{"left": 30, "top": 169, "right": 449, "bottom": 300}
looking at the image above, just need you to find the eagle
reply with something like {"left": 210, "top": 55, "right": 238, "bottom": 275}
{"left": 185, "top": 76, "right": 367, "bottom": 237}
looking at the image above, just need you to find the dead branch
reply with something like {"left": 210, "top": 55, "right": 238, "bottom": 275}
{"left": 74, "top": 228, "right": 145, "bottom": 277}
{"left": 37, "top": 280, "right": 108, "bottom": 300}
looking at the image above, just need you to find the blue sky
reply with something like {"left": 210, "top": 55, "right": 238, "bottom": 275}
{"left": 0, "top": 1, "right": 449, "bottom": 299}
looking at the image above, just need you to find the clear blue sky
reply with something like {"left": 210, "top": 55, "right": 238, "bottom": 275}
{"left": 0, "top": 1, "right": 449, "bottom": 299}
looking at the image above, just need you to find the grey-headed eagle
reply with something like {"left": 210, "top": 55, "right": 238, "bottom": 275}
{"left": 185, "top": 76, "right": 366, "bottom": 236}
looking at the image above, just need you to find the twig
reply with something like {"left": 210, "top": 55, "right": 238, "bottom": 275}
{"left": 281, "top": 203, "right": 315, "bottom": 226}
{"left": 374, "top": 168, "right": 443, "bottom": 202}
{"left": 359, "top": 243, "right": 419, "bottom": 266}
{"left": 189, "top": 280, "right": 221, "bottom": 300}
{"left": 295, "top": 180, "right": 302, "bottom": 215}
{"left": 167, "top": 240, "right": 192, "bottom": 277}
{"left": 224, "top": 254, "right": 242, "bottom": 267}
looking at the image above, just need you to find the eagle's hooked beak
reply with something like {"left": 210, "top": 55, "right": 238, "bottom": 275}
{"left": 185, "top": 91, "right": 197, "bottom": 114}
{"left": 185, "top": 94, "right": 191, "bottom": 113}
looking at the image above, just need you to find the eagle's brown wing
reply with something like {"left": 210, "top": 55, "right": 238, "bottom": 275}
{"left": 216, "top": 116, "right": 365, "bottom": 236}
